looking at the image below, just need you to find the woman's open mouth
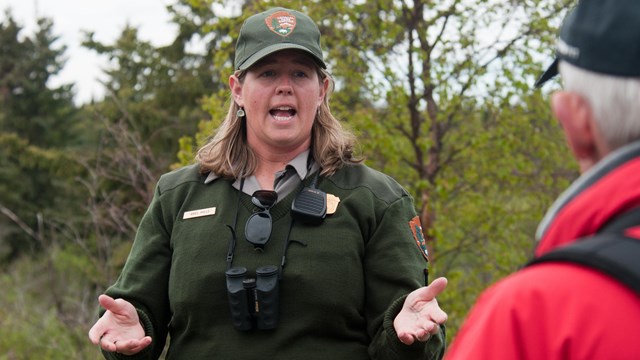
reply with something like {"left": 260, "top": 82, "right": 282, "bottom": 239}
{"left": 270, "top": 106, "right": 297, "bottom": 121}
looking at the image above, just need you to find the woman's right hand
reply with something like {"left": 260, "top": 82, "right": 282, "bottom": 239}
{"left": 88, "top": 294, "right": 152, "bottom": 355}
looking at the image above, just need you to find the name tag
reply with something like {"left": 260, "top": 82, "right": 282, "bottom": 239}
{"left": 183, "top": 207, "right": 216, "bottom": 219}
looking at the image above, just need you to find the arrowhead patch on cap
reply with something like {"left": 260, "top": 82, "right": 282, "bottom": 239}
{"left": 265, "top": 10, "right": 297, "bottom": 37}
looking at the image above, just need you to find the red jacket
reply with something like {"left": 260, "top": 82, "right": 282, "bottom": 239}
{"left": 446, "top": 144, "right": 640, "bottom": 360}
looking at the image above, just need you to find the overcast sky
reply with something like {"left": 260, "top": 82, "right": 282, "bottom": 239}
{"left": 2, "top": 0, "right": 178, "bottom": 104}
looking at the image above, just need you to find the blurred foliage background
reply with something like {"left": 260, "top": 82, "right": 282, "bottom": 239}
{"left": 0, "top": 0, "right": 576, "bottom": 358}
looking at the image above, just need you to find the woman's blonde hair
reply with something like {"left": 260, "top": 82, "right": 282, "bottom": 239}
{"left": 197, "top": 67, "right": 362, "bottom": 178}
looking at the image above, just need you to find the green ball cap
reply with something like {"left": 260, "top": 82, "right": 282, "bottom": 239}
{"left": 234, "top": 7, "right": 326, "bottom": 71}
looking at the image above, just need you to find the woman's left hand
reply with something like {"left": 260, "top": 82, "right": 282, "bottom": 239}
{"left": 393, "top": 277, "right": 448, "bottom": 345}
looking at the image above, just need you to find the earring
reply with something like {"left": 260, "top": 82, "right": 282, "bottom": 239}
{"left": 236, "top": 108, "right": 245, "bottom": 118}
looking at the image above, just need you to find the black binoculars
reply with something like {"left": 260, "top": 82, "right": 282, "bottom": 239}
{"left": 225, "top": 265, "right": 280, "bottom": 331}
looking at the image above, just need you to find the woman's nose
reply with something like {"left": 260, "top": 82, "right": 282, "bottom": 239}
{"left": 275, "top": 77, "right": 293, "bottom": 95}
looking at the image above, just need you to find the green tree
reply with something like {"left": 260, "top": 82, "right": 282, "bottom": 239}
{"left": 0, "top": 11, "right": 81, "bottom": 261}
{"left": 81, "top": 24, "right": 209, "bottom": 165}
{"left": 76, "top": 2, "right": 224, "bottom": 284}
{"left": 0, "top": 11, "right": 98, "bottom": 359}
{"left": 0, "top": 4, "right": 221, "bottom": 356}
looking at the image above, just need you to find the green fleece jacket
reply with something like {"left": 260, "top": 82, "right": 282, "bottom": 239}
{"left": 102, "top": 163, "right": 445, "bottom": 360}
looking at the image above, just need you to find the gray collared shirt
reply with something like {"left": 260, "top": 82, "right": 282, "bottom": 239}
{"left": 203, "top": 149, "right": 318, "bottom": 201}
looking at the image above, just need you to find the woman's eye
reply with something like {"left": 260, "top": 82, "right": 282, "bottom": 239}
{"left": 260, "top": 70, "right": 275, "bottom": 77}
{"left": 293, "top": 71, "right": 308, "bottom": 78}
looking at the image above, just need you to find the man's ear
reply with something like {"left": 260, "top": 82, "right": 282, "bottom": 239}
{"left": 229, "top": 75, "right": 243, "bottom": 106}
{"left": 551, "top": 91, "right": 599, "bottom": 172}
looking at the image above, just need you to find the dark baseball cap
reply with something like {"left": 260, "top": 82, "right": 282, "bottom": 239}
{"left": 234, "top": 7, "right": 326, "bottom": 71}
{"left": 534, "top": 0, "right": 640, "bottom": 88}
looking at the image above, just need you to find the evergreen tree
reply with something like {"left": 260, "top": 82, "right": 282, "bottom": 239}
{"left": 0, "top": 11, "right": 80, "bottom": 261}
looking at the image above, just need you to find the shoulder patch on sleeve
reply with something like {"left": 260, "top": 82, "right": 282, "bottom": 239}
{"left": 409, "top": 216, "right": 429, "bottom": 261}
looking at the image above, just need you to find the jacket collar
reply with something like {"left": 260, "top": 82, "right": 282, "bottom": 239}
{"left": 535, "top": 141, "right": 640, "bottom": 255}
